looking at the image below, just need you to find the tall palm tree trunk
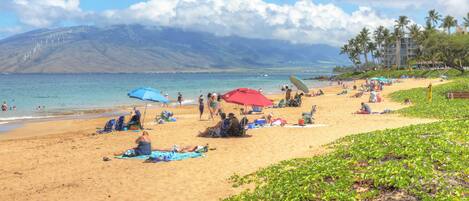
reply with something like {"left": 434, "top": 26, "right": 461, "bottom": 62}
{"left": 395, "top": 37, "right": 401, "bottom": 69}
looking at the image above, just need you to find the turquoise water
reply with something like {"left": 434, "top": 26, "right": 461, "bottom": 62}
{"left": 0, "top": 72, "right": 331, "bottom": 122}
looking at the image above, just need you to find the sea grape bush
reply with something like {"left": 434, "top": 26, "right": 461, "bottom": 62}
{"left": 390, "top": 78, "right": 469, "bottom": 119}
{"left": 225, "top": 120, "right": 468, "bottom": 200}
{"left": 335, "top": 69, "right": 467, "bottom": 80}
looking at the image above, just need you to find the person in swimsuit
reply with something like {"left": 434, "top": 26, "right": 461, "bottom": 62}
{"left": 116, "top": 131, "right": 152, "bottom": 157}
{"left": 198, "top": 95, "right": 204, "bottom": 120}
{"left": 177, "top": 92, "right": 183, "bottom": 107}
{"left": 209, "top": 94, "right": 219, "bottom": 120}
{"left": 1, "top": 101, "right": 7, "bottom": 112}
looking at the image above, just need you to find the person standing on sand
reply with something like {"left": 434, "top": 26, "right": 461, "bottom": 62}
{"left": 1, "top": 101, "right": 7, "bottom": 112}
{"left": 177, "top": 92, "right": 183, "bottom": 107}
{"left": 209, "top": 94, "right": 219, "bottom": 120}
{"left": 198, "top": 95, "right": 204, "bottom": 120}
{"left": 285, "top": 86, "right": 292, "bottom": 101}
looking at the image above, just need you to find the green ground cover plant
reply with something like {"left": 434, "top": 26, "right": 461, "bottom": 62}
{"left": 335, "top": 69, "right": 466, "bottom": 80}
{"left": 389, "top": 78, "right": 469, "bottom": 119}
{"left": 225, "top": 120, "right": 469, "bottom": 201}
{"left": 225, "top": 78, "right": 468, "bottom": 201}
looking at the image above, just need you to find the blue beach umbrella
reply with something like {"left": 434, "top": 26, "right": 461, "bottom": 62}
{"left": 128, "top": 87, "right": 169, "bottom": 127}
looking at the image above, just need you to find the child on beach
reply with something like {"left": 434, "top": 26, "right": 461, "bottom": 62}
{"left": 198, "top": 95, "right": 204, "bottom": 120}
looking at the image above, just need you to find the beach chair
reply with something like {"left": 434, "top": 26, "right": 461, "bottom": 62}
{"left": 302, "top": 105, "right": 317, "bottom": 124}
{"left": 115, "top": 116, "right": 125, "bottom": 131}
{"left": 252, "top": 106, "right": 263, "bottom": 113}
{"left": 236, "top": 117, "right": 249, "bottom": 136}
{"left": 98, "top": 119, "right": 116, "bottom": 134}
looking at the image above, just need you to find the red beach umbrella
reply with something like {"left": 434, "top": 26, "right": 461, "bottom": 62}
{"left": 222, "top": 88, "right": 273, "bottom": 107}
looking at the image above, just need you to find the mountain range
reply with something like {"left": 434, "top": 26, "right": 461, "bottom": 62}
{"left": 0, "top": 25, "right": 348, "bottom": 73}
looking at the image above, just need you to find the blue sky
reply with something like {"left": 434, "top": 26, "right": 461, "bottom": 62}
{"left": 0, "top": 0, "right": 468, "bottom": 45}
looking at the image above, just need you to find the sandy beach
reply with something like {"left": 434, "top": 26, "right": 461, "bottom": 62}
{"left": 0, "top": 78, "right": 445, "bottom": 201}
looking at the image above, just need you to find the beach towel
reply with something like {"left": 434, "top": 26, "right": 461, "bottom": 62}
{"left": 284, "top": 124, "right": 328, "bottom": 128}
{"left": 115, "top": 151, "right": 203, "bottom": 161}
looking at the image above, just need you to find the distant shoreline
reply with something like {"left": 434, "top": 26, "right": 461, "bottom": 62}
{"left": 0, "top": 66, "right": 335, "bottom": 74}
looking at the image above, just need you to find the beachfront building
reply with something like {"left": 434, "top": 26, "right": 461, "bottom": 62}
{"left": 383, "top": 37, "right": 418, "bottom": 68}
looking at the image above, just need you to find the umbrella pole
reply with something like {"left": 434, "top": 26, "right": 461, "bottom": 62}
{"left": 142, "top": 103, "right": 148, "bottom": 129}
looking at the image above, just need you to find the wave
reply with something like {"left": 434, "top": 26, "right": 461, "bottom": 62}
{"left": 0, "top": 115, "right": 56, "bottom": 121}
{"left": 169, "top": 99, "right": 196, "bottom": 106}
{"left": 0, "top": 122, "right": 8, "bottom": 125}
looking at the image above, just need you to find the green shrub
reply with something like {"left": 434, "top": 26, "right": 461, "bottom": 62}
{"left": 335, "top": 69, "right": 467, "bottom": 80}
{"left": 390, "top": 78, "right": 469, "bottom": 119}
{"left": 225, "top": 120, "right": 469, "bottom": 201}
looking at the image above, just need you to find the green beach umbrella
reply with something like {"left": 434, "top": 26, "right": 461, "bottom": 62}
{"left": 289, "top": 75, "right": 310, "bottom": 93}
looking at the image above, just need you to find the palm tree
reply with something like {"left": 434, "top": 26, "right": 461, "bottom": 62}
{"left": 382, "top": 28, "right": 392, "bottom": 68}
{"left": 407, "top": 24, "right": 422, "bottom": 61}
{"left": 394, "top": 16, "right": 410, "bottom": 69}
{"left": 441, "top": 15, "right": 457, "bottom": 34}
{"left": 373, "top": 26, "right": 385, "bottom": 66}
{"left": 408, "top": 24, "right": 421, "bottom": 43}
{"left": 463, "top": 12, "right": 469, "bottom": 33}
{"left": 357, "top": 27, "right": 371, "bottom": 67}
{"left": 341, "top": 39, "right": 361, "bottom": 67}
{"left": 425, "top": 9, "right": 441, "bottom": 29}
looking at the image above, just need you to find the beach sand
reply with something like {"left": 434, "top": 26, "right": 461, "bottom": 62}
{"left": 0, "top": 78, "right": 445, "bottom": 201}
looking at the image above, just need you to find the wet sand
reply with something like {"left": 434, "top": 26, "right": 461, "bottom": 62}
{"left": 0, "top": 78, "right": 444, "bottom": 201}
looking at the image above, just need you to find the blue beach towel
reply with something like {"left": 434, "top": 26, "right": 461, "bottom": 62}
{"left": 115, "top": 151, "right": 203, "bottom": 161}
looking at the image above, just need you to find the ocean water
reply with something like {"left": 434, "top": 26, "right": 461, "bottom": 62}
{"left": 0, "top": 72, "right": 331, "bottom": 123}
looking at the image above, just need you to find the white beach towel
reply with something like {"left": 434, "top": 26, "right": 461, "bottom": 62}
{"left": 283, "top": 124, "right": 328, "bottom": 128}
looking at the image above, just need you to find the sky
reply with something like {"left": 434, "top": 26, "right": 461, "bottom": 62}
{"left": 0, "top": 0, "right": 468, "bottom": 46}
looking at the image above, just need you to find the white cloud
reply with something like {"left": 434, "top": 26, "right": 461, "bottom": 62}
{"left": 98, "top": 0, "right": 394, "bottom": 46}
{"left": 10, "top": 0, "right": 83, "bottom": 27}
{"left": 4, "top": 0, "right": 468, "bottom": 46}
{"left": 437, "top": 0, "right": 469, "bottom": 18}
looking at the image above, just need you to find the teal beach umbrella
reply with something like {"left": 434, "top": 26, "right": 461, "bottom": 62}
{"left": 128, "top": 87, "right": 169, "bottom": 127}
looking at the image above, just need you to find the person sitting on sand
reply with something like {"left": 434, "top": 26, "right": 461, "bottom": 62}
{"left": 316, "top": 89, "right": 324, "bottom": 96}
{"left": 356, "top": 102, "right": 371, "bottom": 114}
{"left": 198, "top": 113, "right": 230, "bottom": 137}
{"left": 227, "top": 113, "right": 240, "bottom": 136}
{"left": 127, "top": 107, "right": 142, "bottom": 129}
{"left": 115, "top": 131, "right": 152, "bottom": 157}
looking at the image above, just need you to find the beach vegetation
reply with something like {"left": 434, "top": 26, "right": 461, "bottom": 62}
{"left": 226, "top": 120, "right": 469, "bottom": 200}
{"left": 390, "top": 78, "right": 469, "bottom": 119}
{"left": 225, "top": 77, "right": 469, "bottom": 200}
{"left": 334, "top": 69, "right": 467, "bottom": 80}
